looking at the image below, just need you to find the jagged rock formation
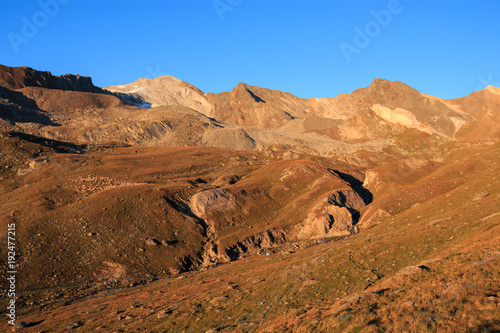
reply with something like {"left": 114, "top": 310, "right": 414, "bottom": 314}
{"left": 0, "top": 64, "right": 104, "bottom": 93}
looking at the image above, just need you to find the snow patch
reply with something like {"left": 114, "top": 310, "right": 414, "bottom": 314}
{"left": 135, "top": 101, "right": 152, "bottom": 109}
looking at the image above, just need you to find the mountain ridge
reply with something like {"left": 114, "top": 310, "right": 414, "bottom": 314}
{"left": 106, "top": 72, "right": 499, "bottom": 142}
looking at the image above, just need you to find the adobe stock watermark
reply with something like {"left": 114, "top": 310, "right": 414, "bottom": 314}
{"left": 339, "top": 0, "right": 406, "bottom": 64}
{"left": 145, "top": 64, "right": 170, "bottom": 79}
{"left": 476, "top": 74, "right": 500, "bottom": 91}
{"left": 213, "top": 0, "right": 243, "bottom": 21}
{"left": 7, "top": 0, "right": 71, "bottom": 54}
{"left": 6, "top": 222, "right": 17, "bottom": 326}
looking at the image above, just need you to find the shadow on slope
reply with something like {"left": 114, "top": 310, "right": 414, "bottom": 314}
{"left": 0, "top": 87, "right": 59, "bottom": 126}
{"left": 9, "top": 132, "right": 86, "bottom": 154}
{"left": 330, "top": 169, "right": 373, "bottom": 205}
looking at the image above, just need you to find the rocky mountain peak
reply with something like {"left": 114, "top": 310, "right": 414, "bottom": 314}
{"left": 0, "top": 64, "right": 101, "bottom": 93}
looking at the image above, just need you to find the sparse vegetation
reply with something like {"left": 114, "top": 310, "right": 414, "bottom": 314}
{"left": 0, "top": 65, "right": 498, "bottom": 332}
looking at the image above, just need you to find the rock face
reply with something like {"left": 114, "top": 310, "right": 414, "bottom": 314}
{"left": 292, "top": 190, "right": 365, "bottom": 239}
{"left": 0, "top": 64, "right": 103, "bottom": 93}
{"left": 0, "top": 65, "right": 125, "bottom": 128}
{"left": 189, "top": 188, "right": 237, "bottom": 219}
{"left": 293, "top": 201, "right": 355, "bottom": 239}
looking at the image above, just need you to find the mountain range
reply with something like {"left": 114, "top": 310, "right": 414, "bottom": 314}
{"left": 0, "top": 64, "right": 498, "bottom": 332}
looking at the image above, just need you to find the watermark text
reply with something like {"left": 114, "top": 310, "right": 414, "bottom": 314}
{"left": 6, "top": 223, "right": 17, "bottom": 326}
{"left": 7, "top": 0, "right": 71, "bottom": 53}
{"left": 339, "top": 0, "right": 404, "bottom": 63}
{"left": 213, "top": 0, "right": 243, "bottom": 21}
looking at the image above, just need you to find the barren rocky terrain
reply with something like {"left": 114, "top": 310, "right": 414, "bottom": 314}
{"left": 0, "top": 65, "right": 499, "bottom": 332}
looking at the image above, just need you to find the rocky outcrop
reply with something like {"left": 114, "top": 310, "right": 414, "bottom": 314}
{"left": 293, "top": 201, "right": 355, "bottom": 238}
{"left": 192, "top": 185, "right": 367, "bottom": 268}
{"left": 328, "top": 190, "right": 367, "bottom": 213}
{"left": 189, "top": 188, "right": 237, "bottom": 219}
{"left": 202, "top": 229, "right": 287, "bottom": 266}
{"left": 224, "top": 229, "right": 287, "bottom": 260}
{"left": 292, "top": 190, "right": 365, "bottom": 239}
{"left": 0, "top": 64, "right": 104, "bottom": 93}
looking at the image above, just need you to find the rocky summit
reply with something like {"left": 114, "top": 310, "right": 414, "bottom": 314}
{"left": 0, "top": 65, "right": 499, "bottom": 332}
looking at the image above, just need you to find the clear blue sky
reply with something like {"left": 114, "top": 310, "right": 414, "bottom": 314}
{"left": 1, "top": 0, "right": 499, "bottom": 99}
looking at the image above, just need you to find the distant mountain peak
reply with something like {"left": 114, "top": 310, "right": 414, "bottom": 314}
{"left": 485, "top": 85, "right": 500, "bottom": 95}
{"left": 140, "top": 75, "right": 179, "bottom": 82}
{"left": 232, "top": 82, "right": 266, "bottom": 103}
{"left": 371, "top": 78, "right": 391, "bottom": 84}
{"left": 234, "top": 82, "right": 251, "bottom": 90}
{"left": 369, "top": 78, "right": 412, "bottom": 89}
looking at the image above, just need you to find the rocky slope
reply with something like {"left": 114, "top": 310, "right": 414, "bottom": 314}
{"left": 1, "top": 142, "right": 498, "bottom": 332}
{"left": 0, "top": 143, "right": 374, "bottom": 290}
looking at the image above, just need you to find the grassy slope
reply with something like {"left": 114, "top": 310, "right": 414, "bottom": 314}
{"left": 1, "top": 143, "right": 498, "bottom": 332}
{"left": 0, "top": 145, "right": 366, "bottom": 292}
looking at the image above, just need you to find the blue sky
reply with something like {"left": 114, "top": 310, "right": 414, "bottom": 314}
{"left": 1, "top": 0, "right": 499, "bottom": 99}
